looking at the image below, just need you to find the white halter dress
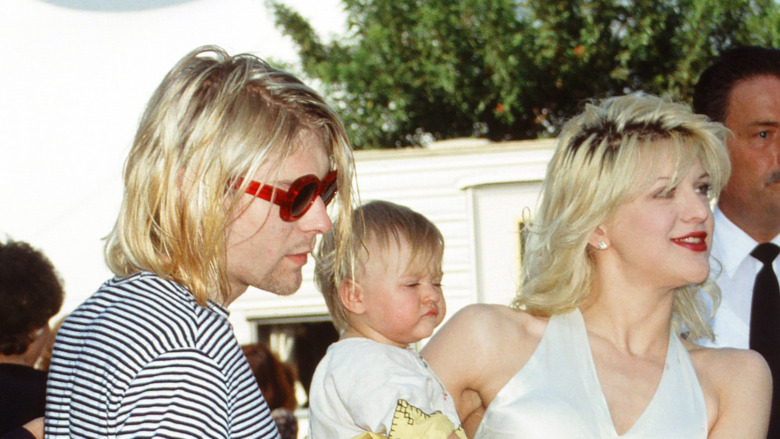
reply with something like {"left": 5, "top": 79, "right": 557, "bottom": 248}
{"left": 473, "top": 309, "right": 708, "bottom": 438}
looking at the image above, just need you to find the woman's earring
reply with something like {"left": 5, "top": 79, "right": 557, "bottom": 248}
{"left": 597, "top": 241, "right": 608, "bottom": 250}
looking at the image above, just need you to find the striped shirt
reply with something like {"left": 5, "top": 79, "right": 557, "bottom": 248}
{"left": 45, "top": 272, "right": 280, "bottom": 439}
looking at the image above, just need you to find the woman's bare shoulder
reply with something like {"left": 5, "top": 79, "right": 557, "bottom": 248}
{"left": 687, "top": 342, "right": 770, "bottom": 379}
{"left": 422, "top": 303, "right": 550, "bottom": 432}
{"left": 435, "top": 303, "right": 547, "bottom": 346}
{"left": 423, "top": 303, "right": 550, "bottom": 373}
{"left": 686, "top": 342, "right": 771, "bottom": 437}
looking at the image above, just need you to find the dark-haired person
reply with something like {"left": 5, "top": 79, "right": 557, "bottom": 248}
{"left": 45, "top": 46, "right": 356, "bottom": 439}
{"left": 693, "top": 45, "right": 780, "bottom": 436}
{"left": 242, "top": 343, "right": 299, "bottom": 439}
{"left": 0, "top": 239, "right": 64, "bottom": 438}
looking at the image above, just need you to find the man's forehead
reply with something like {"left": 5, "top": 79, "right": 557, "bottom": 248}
{"left": 728, "top": 75, "right": 780, "bottom": 106}
{"left": 724, "top": 76, "right": 780, "bottom": 125}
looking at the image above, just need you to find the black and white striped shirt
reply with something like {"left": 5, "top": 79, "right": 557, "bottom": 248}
{"left": 45, "top": 272, "right": 280, "bottom": 439}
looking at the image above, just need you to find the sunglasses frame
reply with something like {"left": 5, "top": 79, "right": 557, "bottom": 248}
{"left": 235, "top": 170, "right": 338, "bottom": 222}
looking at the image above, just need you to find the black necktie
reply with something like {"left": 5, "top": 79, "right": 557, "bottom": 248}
{"left": 749, "top": 242, "right": 780, "bottom": 437}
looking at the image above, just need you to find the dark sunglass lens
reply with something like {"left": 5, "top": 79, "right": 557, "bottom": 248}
{"left": 321, "top": 179, "right": 338, "bottom": 205}
{"left": 291, "top": 182, "right": 318, "bottom": 217}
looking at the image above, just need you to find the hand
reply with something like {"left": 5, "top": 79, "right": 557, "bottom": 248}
{"left": 22, "top": 417, "right": 44, "bottom": 439}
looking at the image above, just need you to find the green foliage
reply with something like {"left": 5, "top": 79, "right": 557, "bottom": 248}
{"left": 268, "top": 0, "right": 780, "bottom": 148}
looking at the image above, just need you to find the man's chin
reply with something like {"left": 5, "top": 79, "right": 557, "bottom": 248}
{"left": 258, "top": 271, "right": 303, "bottom": 296}
{"left": 273, "top": 283, "right": 302, "bottom": 296}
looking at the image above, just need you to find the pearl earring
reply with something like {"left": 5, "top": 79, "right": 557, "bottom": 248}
{"left": 597, "top": 241, "right": 608, "bottom": 250}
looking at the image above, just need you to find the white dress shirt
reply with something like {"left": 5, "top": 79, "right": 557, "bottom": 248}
{"left": 702, "top": 208, "right": 780, "bottom": 349}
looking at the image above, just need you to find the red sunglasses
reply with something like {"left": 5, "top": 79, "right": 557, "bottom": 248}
{"left": 235, "top": 170, "right": 338, "bottom": 222}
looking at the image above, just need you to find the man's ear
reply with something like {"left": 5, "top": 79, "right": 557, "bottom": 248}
{"left": 338, "top": 279, "right": 366, "bottom": 314}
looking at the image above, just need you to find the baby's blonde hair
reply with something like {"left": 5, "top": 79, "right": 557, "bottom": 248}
{"left": 315, "top": 200, "right": 444, "bottom": 331}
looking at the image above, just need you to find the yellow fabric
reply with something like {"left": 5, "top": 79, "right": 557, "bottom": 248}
{"left": 349, "top": 399, "right": 465, "bottom": 439}
{"left": 388, "top": 399, "right": 466, "bottom": 439}
{"left": 351, "top": 433, "right": 388, "bottom": 439}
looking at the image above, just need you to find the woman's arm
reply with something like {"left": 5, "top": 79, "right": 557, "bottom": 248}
{"left": 423, "top": 305, "right": 494, "bottom": 435}
{"left": 702, "top": 348, "right": 771, "bottom": 438}
{"left": 423, "top": 304, "right": 541, "bottom": 437}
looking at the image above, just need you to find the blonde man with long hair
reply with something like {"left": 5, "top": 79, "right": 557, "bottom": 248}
{"left": 423, "top": 94, "right": 771, "bottom": 438}
{"left": 45, "top": 46, "right": 355, "bottom": 439}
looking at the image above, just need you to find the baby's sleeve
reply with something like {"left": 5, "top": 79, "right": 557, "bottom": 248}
{"left": 328, "top": 346, "right": 441, "bottom": 434}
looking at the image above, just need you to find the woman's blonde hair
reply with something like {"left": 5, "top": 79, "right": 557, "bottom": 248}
{"left": 105, "top": 45, "right": 355, "bottom": 305}
{"left": 513, "top": 94, "right": 730, "bottom": 341}
{"left": 315, "top": 200, "right": 444, "bottom": 332}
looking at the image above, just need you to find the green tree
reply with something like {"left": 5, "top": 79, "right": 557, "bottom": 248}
{"left": 268, "top": 0, "right": 780, "bottom": 149}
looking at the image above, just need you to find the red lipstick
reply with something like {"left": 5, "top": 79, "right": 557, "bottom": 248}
{"left": 671, "top": 231, "right": 708, "bottom": 252}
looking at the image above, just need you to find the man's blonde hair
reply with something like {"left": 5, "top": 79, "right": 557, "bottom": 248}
{"left": 315, "top": 200, "right": 444, "bottom": 331}
{"left": 105, "top": 46, "right": 355, "bottom": 305}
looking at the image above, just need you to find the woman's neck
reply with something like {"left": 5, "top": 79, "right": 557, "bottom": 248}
{"left": 581, "top": 276, "right": 675, "bottom": 356}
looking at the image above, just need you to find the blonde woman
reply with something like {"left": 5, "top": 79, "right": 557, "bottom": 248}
{"left": 423, "top": 94, "right": 770, "bottom": 438}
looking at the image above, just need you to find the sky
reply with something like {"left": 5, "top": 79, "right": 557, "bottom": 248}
{"left": 0, "top": 0, "right": 346, "bottom": 311}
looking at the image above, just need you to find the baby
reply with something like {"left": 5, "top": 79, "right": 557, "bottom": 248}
{"left": 309, "top": 200, "right": 464, "bottom": 439}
